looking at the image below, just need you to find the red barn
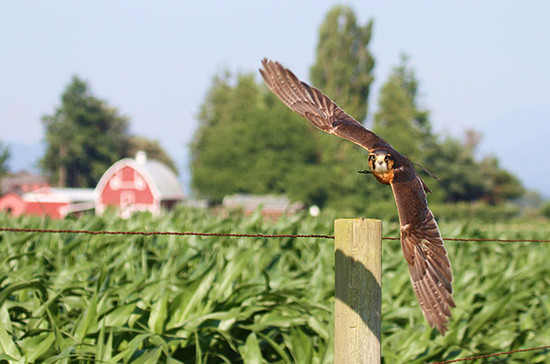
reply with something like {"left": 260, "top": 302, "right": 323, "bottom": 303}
{"left": 0, "top": 171, "right": 51, "bottom": 217}
{"left": 95, "top": 152, "right": 184, "bottom": 217}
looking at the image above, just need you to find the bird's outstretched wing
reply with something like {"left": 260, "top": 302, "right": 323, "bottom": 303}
{"left": 260, "top": 58, "right": 454, "bottom": 334}
{"left": 391, "top": 176, "right": 455, "bottom": 335}
{"left": 259, "top": 58, "right": 392, "bottom": 152}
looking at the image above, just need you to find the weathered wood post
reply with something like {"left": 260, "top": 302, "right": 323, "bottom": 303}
{"left": 334, "top": 218, "right": 382, "bottom": 364}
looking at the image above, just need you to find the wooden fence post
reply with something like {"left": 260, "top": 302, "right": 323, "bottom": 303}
{"left": 334, "top": 218, "right": 382, "bottom": 364}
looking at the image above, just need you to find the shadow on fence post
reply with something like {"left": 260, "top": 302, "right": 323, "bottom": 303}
{"left": 334, "top": 218, "right": 382, "bottom": 364}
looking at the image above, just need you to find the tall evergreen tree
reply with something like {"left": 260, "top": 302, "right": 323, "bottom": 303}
{"left": 305, "top": 5, "right": 381, "bottom": 212}
{"left": 40, "top": 76, "right": 130, "bottom": 187}
{"left": 373, "top": 55, "right": 432, "bottom": 161}
{"left": 310, "top": 5, "right": 375, "bottom": 121}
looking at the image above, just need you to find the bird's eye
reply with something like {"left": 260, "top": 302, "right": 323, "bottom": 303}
{"left": 385, "top": 155, "right": 391, "bottom": 161}
{"left": 368, "top": 155, "right": 375, "bottom": 161}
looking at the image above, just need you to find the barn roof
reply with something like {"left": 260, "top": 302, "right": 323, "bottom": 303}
{"left": 23, "top": 187, "right": 95, "bottom": 203}
{"left": 138, "top": 159, "right": 184, "bottom": 200}
{"left": 1, "top": 171, "right": 49, "bottom": 194}
{"left": 95, "top": 152, "right": 184, "bottom": 201}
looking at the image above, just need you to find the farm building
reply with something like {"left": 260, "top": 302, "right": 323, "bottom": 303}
{"left": 222, "top": 194, "right": 305, "bottom": 218}
{"left": 0, "top": 171, "right": 52, "bottom": 217}
{"left": 0, "top": 171, "right": 49, "bottom": 194}
{"left": 22, "top": 187, "right": 95, "bottom": 219}
{"left": 94, "top": 151, "right": 184, "bottom": 218}
{"left": 0, "top": 192, "right": 26, "bottom": 217}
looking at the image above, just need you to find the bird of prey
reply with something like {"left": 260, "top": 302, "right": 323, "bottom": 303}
{"left": 259, "top": 58, "right": 455, "bottom": 335}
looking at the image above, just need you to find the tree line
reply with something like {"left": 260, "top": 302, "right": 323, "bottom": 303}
{"left": 191, "top": 5, "right": 523, "bottom": 215}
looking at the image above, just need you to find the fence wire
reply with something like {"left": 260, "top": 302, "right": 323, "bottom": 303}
{"left": 1, "top": 227, "right": 549, "bottom": 243}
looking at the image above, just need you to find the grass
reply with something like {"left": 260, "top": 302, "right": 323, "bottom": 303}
{"left": 0, "top": 208, "right": 549, "bottom": 363}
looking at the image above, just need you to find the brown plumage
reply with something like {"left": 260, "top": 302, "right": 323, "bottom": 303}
{"left": 260, "top": 58, "right": 455, "bottom": 335}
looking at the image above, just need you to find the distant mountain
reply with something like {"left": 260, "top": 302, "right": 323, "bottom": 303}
{"left": 479, "top": 106, "right": 550, "bottom": 199}
{"left": 7, "top": 141, "right": 45, "bottom": 174}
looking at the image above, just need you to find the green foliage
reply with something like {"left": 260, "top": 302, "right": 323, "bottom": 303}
{"left": 193, "top": 6, "right": 381, "bottom": 212}
{"left": 541, "top": 201, "right": 550, "bottom": 219}
{"left": 192, "top": 7, "right": 524, "bottom": 212}
{"left": 430, "top": 201, "right": 521, "bottom": 222}
{"left": 310, "top": 5, "right": 375, "bottom": 123}
{"left": 373, "top": 55, "right": 432, "bottom": 160}
{"left": 191, "top": 71, "right": 393, "bottom": 213}
{"left": 0, "top": 209, "right": 334, "bottom": 362}
{"left": 40, "top": 76, "right": 131, "bottom": 188}
{"left": 374, "top": 58, "right": 525, "bottom": 205}
{"left": 0, "top": 142, "right": 10, "bottom": 188}
{"left": 306, "top": 5, "right": 382, "bottom": 213}
{"left": 478, "top": 156, "right": 525, "bottom": 204}
{"left": 422, "top": 137, "right": 486, "bottom": 203}
{"left": 191, "top": 73, "right": 319, "bottom": 202}
{"left": 40, "top": 76, "right": 177, "bottom": 188}
{"left": 0, "top": 210, "right": 549, "bottom": 362}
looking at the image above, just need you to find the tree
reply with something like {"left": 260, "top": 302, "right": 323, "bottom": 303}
{"left": 478, "top": 156, "right": 524, "bottom": 204}
{"left": 192, "top": 6, "right": 393, "bottom": 214}
{"left": 0, "top": 142, "right": 10, "bottom": 193}
{"left": 40, "top": 76, "right": 131, "bottom": 187}
{"left": 541, "top": 201, "right": 550, "bottom": 219}
{"left": 191, "top": 5, "right": 525, "bottom": 212}
{"left": 373, "top": 55, "right": 433, "bottom": 161}
{"left": 373, "top": 57, "right": 524, "bottom": 204}
{"left": 0, "top": 142, "right": 9, "bottom": 177}
{"left": 310, "top": 5, "right": 375, "bottom": 122}
{"left": 306, "top": 5, "right": 380, "bottom": 212}
{"left": 128, "top": 136, "right": 178, "bottom": 174}
{"left": 191, "top": 73, "right": 319, "bottom": 202}
{"left": 422, "top": 137, "right": 486, "bottom": 202}
{"left": 192, "top": 6, "right": 379, "bottom": 212}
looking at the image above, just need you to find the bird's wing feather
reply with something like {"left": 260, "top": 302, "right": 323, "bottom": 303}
{"left": 259, "top": 58, "right": 391, "bottom": 152}
{"left": 391, "top": 174, "right": 455, "bottom": 335}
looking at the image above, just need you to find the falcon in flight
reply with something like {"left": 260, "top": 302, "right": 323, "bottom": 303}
{"left": 260, "top": 58, "right": 455, "bottom": 335}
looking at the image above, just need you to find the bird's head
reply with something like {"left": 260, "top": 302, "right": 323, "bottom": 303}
{"left": 368, "top": 150, "right": 395, "bottom": 174}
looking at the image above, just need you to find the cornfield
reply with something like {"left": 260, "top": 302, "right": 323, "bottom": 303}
{"left": 0, "top": 208, "right": 549, "bottom": 363}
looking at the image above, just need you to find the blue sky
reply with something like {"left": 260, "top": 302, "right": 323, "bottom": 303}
{"left": 1, "top": 1, "right": 549, "bottom": 196}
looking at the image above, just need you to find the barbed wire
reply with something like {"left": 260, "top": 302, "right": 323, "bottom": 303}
{"left": 429, "top": 344, "right": 550, "bottom": 363}
{"left": 0, "top": 227, "right": 549, "bottom": 243}
{"left": 2, "top": 219, "right": 544, "bottom": 246}
{"left": 0, "top": 227, "right": 333, "bottom": 239}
